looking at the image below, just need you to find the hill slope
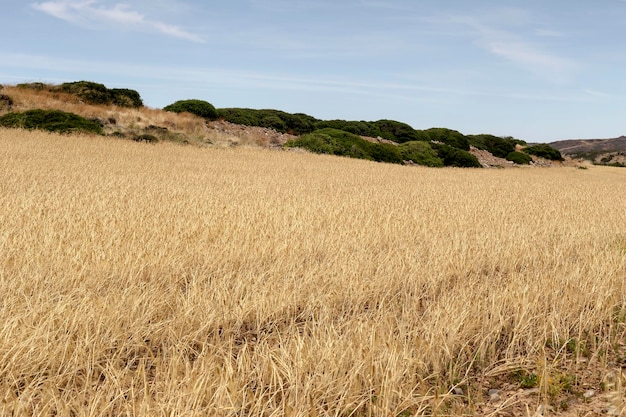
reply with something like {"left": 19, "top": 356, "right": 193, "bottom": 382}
{"left": 550, "top": 136, "right": 626, "bottom": 166}
{"left": 1, "top": 81, "right": 571, "bottom": 168}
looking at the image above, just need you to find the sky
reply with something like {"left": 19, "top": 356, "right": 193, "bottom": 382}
{"left": 1, "top": 0, "right": 626, "bottom": 142}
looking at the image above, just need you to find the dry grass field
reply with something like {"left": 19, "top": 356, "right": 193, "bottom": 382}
{"left": 1, "top": 128, "right": 625, "bottom": 416}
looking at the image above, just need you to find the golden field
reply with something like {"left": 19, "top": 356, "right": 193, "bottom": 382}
{"left": 1, "top": 128, "right": 625, "bottom": 416}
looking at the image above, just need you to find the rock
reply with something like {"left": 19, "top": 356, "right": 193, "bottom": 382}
{"left": 488, "top": 389, "right": 501, "bottom": 402}
{"left": 535, "top": 404, "right": 554, "bottom": 415}
{"left": 583, "top": 389, "right": 595, "bottom": 398}
{"left": 453, "top": 387, "right": 464, "bottom": 395}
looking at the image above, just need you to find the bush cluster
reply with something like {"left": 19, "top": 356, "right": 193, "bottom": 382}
{"left": 217, "top": 108, "right": 317, "bottom": 135}
{"left": 467, "top": 134, "right": 516, "bottom": 158}
{"left": 398, "top": 141, "right": 444, "bottom": 167}
{"left": 506, "top": 151, "right": 533, "bottom": 165}
{"left": 285, "top": 128, "right": 403, "bottom": 164}
{"left": 0, "top": 109, "right": 104, "bottom": 135}
{"left": 431, "top": 143, "right": 481, "bottom": 167}
{"left": 315, "top": 119, "right": 423, "bottom": 143}
{"left": 425, "top": 128, "right": 470, "bottom": 151}
{"left": 523, "top": 144, "right": 563, "bottom": 161}
{"left": 56, "top": 81, "right": 143, "bottom": 108}
{"left": 164, "top": 99, "right": 218, "bottom": 120}
{"left": 17, "top": 81, "right": 143, "bottom": 108}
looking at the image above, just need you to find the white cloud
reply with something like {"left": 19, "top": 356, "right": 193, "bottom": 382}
{"left": 31, "top": 0, "right": 203, "bottom": 42}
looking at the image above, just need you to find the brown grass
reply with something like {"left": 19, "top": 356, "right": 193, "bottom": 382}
{"left": 0, "top": 85, "right": 256, "bottom": 147}
{"left": 1, "top": 128, "right": 625, "bottom": 416}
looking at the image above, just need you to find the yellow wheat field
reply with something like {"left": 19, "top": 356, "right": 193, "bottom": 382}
{"left": 1, "top": 128, "right": 625, "bottom": 416}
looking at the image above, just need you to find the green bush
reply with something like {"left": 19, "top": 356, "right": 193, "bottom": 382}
{"left": 110, "top": 88, "right": 143, "bottom": 108}
{"left": 285, "top": 128, "right": 403, "bottom": 164}
{"left": 312, "top": 119, "right": 421, "bottom": 143}
{"left": 217, "top": 108, "right": 317, "bottom": 134}
{"left": 16, "top": 82, "right": 48, "bottom": 91}
{"left": 314, "top": 120, "right": 372, "bottom": 136}
{"left": 467, "top": 134, "right": 516, "bottom": 158}
{"left": 0, "top": 109, "right": 104, "bottom": 135}
{"left": 523, "top": 144, "right": 563, "bottom": 161}
{"left": 370, "top": 119, "right": 421, "bottom": 143}
{"left": 55, "top": 81, "right": 143, "bottom": 108}
{"left": 506, "top": 151, "right": 532, "bottom": 165}
{"left": 426, "top": 128, "right": 470, "bottom": 151}
{"left": 164, "top": 99, "right": 218, "bottom": 120}
{"left": 259, "top": 114, "right": 286, "bottom": 131}
{"left": 432, "top": 143, "right": 481, "bottom": 167}
{"left": 398, "top": 141, "right": 444, "bottom": 167}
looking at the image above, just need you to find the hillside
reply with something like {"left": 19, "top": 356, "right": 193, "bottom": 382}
{"left": 550, "top": 136, "right": 626, "bottom": 167}
{"left": 0, "top": 81, "right": 571, "bottom": 169}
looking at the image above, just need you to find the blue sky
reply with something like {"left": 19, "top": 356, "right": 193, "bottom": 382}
{"left": 2, "top": 0, "right": 625, "bottom": 142}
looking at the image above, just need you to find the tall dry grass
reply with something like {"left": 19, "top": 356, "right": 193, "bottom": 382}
{"left": 1, "top": 128, "right": 625, "bottom": 416}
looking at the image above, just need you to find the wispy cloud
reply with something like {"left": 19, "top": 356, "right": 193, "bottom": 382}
{"left": 31, "top": 0, "right": 203, "bottom": 42}
{"left": 449, "top": 8, "right": 577, "bottom": 80}
{"left": 0, "top": 52, "right": 592, "bottom": 105}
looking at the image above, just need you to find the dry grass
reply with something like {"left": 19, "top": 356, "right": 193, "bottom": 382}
{"left": 1, "top": 128, "right": 625, "bottom": 416}
{"left": 0, "top": 85, "right": 250, "bottom": 147}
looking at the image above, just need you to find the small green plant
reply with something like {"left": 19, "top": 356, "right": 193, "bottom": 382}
{"left": 164, "top": 99, "right": 218, "bottom": 120}
{"left": 512, "top": 370, "right": 539, "bottom": 388}
{"left": 0, "top": 109, "right": 104, "bottom": 135}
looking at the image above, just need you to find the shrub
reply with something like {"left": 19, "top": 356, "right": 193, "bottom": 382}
{"left": 0, "top": 109, "right": 104, "bottom": 135}
{"left": 506, "top": 151, "right": 533, "bottom": 165}
{"left": 523, "top": 144, "right": 563, "bottom": 161}
{"left": 398, "top": 141, "right": 444, "bottom": 167}
{"left": 217, "top": 108, "right": 317, "bottom": 134}
{"left": 313, "top": 120, "right": 372, "bottom": 136}
{"left": 259, "top": 114, "right": 286, "bottom": 131}
{"left": 16, "top": 82, "right": 48, "bottom": 91}
{"left": 370, "top": 119, "right": 421, "bottom": 143}
{"left": 110, "top": 88, "right": 143, "bottom": 108}
{"left": 468, "top": 134, "right": 516, "bottom": 158}
{"left": 55, "top": 81, "right": 144, "bottom": 108}
{"left": 133, "top": 134, "right": 158, "bottom": 143}
{"left": 312, "top": 119, "right": 421, "bottom": 143}
{"left": 0, "top": 94, "right": 13, "bottom": 111}
{"left": 426, "top": 128, "right": 470, "bottom": 151}
{"left": 432, "top": 143, "right": 481, "bottom": 167}
{"left": 285, "top": 128, "right": 403, "bottom": 164}
{"left": 164, "top": 99, "right": 218, "bottom": 120}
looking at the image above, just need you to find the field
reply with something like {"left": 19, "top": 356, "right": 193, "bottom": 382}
{"left": 1, "top": 128, "right": 625, "bottom": 416}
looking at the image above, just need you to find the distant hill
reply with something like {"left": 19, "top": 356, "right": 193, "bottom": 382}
{"left": 550, "top": 136, "right": 626, "bottom": 167}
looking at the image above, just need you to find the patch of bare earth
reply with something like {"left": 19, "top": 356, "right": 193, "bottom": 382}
{"left": 470, "top": 146, "right": 516, "bottom": 168}
{"left": 208, "top": 120, "right": 297, "bottom": 148}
